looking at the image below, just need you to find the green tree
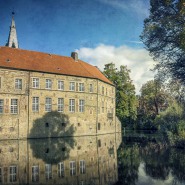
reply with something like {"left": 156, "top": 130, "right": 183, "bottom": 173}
{"left": 141, "top": 0, "right": 185, "bottom": 82}
{"left": 137, "top": 79, "right": 170, "bottom": 129}
{"left": 139, "top": 80, "right": 168, "bottom": 117}
{"left": 103, "top": 63, "right": 137, "bottom": 127}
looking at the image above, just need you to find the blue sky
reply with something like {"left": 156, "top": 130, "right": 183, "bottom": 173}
{"left": 0, "top": 0, "right": 155, "bottom": 93}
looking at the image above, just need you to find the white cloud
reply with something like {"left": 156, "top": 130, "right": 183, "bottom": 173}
{"left": 76, "top": 44, "right": 156, "bottom": 94}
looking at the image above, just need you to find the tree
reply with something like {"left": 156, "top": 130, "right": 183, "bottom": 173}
{"left": 103, "top": 63, "right": 137, "bottom": 126}
{"left": 138, "top": 79, "right": 169, "bottom": 121}
{"left": 141, "top": 0, "right": 185, "bottom": 82}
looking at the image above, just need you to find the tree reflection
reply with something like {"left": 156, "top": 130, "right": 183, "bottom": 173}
{"left": 116, "top": 144, "right": 140, "bottom": 185}
{"left": 117, "top": 136, "right": 185, "bottom": 184}
{"left": 29, "top": 137, "right": 75, "bottom": 164}
{"left": 170, "top": 148, "right": 185, "bottom": 182}
{"left": 29, "top": 111, "right": 75, "bottom": 164}
{"left": 141, "top": 144, "right": 170, "bottom": 180}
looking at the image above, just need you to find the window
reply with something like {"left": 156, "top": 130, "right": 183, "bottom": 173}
{"left": 32, "top": 166, "right": 39, "bottom": 182}
{"left": 69, "top": 99, "right": 75, "bottom": 112}
{"left": 79, "top": 83, "right": 84, "bottom": 92}
{"left": 9, "top": 166, "right": 17, "bottom": 182}
{"left": 0, "top": 77, "right": 1, "bottom": 88}
{"left": 102, "top": 86, "right": 104, "bottom": 95}
{"left": 10, "top": 99, "right": 18, "bottom": 114}
{"left": 58, "top": 98, "right": 64, "bottom": 112}
{"left": 58, "top": 162, "right": 65, "bottom": 178}
{"left": 45, "top": 164, "right": 52, "bottom": 180}
{"left": 80, "top": 160, "right": 86, "bottom": 174}
{"left": 79, "top": 99, "right": 85, "bottom": 112}
{"left": 89, "top": 84, "right": 93, "bottom": 93}
{"left": 0, "top": 99, "right": 3, "bottom": 114}
{"left": 32, "top": 78, "right": 39, "bottom": 88}
{"left": 98, "top": 140, "right": 101, "bottom": 147}
{"left": 32, "top": 97, "right": 39, "bottom": 112}
{"left": 58, "top": 80, "right": 64, "bottom": 90}
{"left": 102, "top": 101, "right": 104, "bottom": 113}
{"left": 46, "top": 79, "right": 52, "bottom": 89}
{"left": 69, "top": 82, "right": 75, "bottom": 91}
{"left": 70, "top": 161, "right": 76, "bottom": 176}
{"left": 98, "top": 123, "right": 101, "bottom": 130}
{"left": 45, "top": 98, "right": 52, "bottom": 112}
{"left": 15, "top": 79, "right": 22, "bottom": 90}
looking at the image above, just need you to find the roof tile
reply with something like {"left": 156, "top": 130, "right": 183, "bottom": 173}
{"left": 0, "top": 47, "right": 113, "bottom": 85}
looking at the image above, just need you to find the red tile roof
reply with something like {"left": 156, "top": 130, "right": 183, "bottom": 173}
{"left": 0, "top": 47, "right": 113, "bottom": 85}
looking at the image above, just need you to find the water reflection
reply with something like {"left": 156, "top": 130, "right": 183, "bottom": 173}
{"left": 0, "top": 133, "right": 121, "bottom": 185}
{"left": 116, "top": 134, "right": 185, "bottom": 185}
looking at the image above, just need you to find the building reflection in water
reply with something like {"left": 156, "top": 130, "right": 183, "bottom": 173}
{"left": 0, "top": 133, "right": 121, "bottom": 185}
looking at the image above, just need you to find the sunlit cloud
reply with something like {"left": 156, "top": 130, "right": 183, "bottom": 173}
{"left": 77, "top": 44, "right": 156, "bottom": 94}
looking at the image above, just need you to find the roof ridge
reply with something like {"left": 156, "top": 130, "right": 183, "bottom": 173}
{"left": 0, "top": 46, "right": 71, "bottom": 59}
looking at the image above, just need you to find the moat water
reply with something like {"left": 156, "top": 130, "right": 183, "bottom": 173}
{"left": 0, "top": 131, "right": 185, "bottom": 185}
{"left": 116, "top": 131, "right": 185, "bottom": 185}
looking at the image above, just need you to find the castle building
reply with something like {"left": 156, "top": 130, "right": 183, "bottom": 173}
{"left": 0, "top": 14, "right": 121, "bottom": 139}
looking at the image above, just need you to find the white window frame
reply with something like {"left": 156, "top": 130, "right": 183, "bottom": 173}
{"left": 79, "top": 83, "right": 84, "bottom": 92}
{"left": 70, "top": 161, "right": 76, "bottom": 176}
{"left": 32, "top": 165, "right": 39, "bottom": 182}
{"left": 69, "top": 82, "right": 75, "bottom": 91}
{"left": 15, "top": 78, "right": 22, "bottom": 90}
{"left": 58, "top": 80, "right": 64, "bottom": 90}
{"left": 58, "top": 98, "right": 64, "bottom": 112}
{"left": 0, "top": 99, "right": 4, "bottom": 114}
{"left": 10, "top": 99, "right": 18, "bottom": 114}
{"left": 9, "top": 165, "right": 17, "bottom": 182}
{"left": 45, "top": 164, "right": 52, "bottom": 180}
{"left": 32, "top": 97, "right": 39, "bottom": 112}
{"left": 58, "top": 162, "right": 65, "bottom": 178}
{"left": 32, "top": 78, "right": 39, "bottom": 88}
{"left": 79, "top": 160, "right": 86, "bottom": 174}
{"left": 69, "top": 99, "right": 75, "bottom": 112}
{"left": 45, "top": 98, "right": 52, "bottom": 112}
{"left": 89, "top": 84, "right": 93, "bottom": 93}
{"left": 46, "top": 79, "right": 52, "bottom": 89}
{"left": 79, "top": 99, "right": 85, "bottom": 113}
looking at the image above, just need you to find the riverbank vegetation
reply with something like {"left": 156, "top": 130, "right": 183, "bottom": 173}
{"left": 103, "top": 0, "right": 185, "bottom": 148}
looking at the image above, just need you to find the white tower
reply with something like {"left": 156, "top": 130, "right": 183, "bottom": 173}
{"left": 6, "top": 12, "right": 19, "bottom": 48}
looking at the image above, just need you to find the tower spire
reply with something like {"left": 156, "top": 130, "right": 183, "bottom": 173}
{"left": 6, "top": 12, "right": 19, "bottom": 48}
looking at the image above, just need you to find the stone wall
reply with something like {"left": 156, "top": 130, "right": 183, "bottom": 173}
{"left": 0, "top": 68, "right": 121, "bottom": 139}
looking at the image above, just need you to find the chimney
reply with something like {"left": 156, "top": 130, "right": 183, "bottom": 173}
{"left": 71, "top": 52, "right": 78, "bottom": 61}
